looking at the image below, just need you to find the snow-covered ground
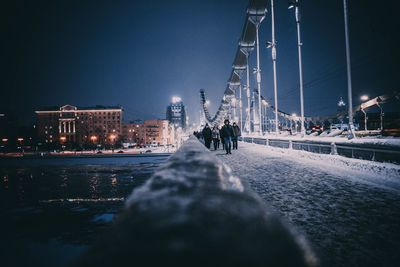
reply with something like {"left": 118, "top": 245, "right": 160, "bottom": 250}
{"left": 244, "top": 133, "right": 400, "bottom": 147}
{"left": 215, "top": 142, "right": 400, "bottom": 266}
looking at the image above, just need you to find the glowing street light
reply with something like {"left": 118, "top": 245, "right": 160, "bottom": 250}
{"left": 360, "top": 95, "right": 370, "bottom": 131}
{"left": 90, "top": 136, "right": 97, "bottom": 142}
{"left": 172, "top": 96, "right": 182, "bottom": 104}
{"left": 60, "top": 136, "right": 66, "bottom": 142}
{"left": 2, "top": 138, "right": 8, "bottom": 142}
{"left": 109, "top": 134, "right": 116, "bottom": 152}
{"left": 17, "top": 138, "right": 24, "bottom": 142}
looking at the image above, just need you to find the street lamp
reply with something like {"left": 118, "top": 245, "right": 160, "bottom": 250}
{"left": 343, "top": 0, "right": 356, "bottom": 139}
{"left": 360, "top": 95, "right": 369, "bottom": 131}
{"left": 261, "top": 99, "right": 267, "bottom": 133}
{"left": 267, "top": 0, "right": 279, "bottom": 135}
{"left": 90, "top": 135, "right": 97, "bottom": 152}
{"left": 288, "top": 0, "right": 305, "bottom": 137}
{"left": 109, "top": 134, "right": 116, "bottom": 152}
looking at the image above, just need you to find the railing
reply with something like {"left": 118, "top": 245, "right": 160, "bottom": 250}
{"left": 77, "top": 136, "right": 317, "bottom": 267}
{"left": 241, "top": 136, "right": 400, "bottom": 164}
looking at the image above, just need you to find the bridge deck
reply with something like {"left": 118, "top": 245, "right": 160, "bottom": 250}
{"left": 216, "top": 142, "right": 400, "bottom": 266}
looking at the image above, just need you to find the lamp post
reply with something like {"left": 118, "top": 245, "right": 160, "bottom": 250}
{"left": 360, "top": 95, "right": 369, "bottom": 131}
{"left": 60, "top": 136, "right": 66, "bottom": 151}
{"left": 262, "top": 99, "right": 267, "bottom": 134}
{"left": 343, "top": 0, "right": 356, "bottom": 139}
{"left": 239, "top": 84, "right": 243, "bottom": 132}
{"left": 246, "top": 56, "right": 251, "bottom": 134}
{"left": 90, "top": 135, "right": 97, "bottom": 152}
{"left": 289, "top": 0, "right": 305, "bottom": 137}
{"left": 255, "top": 24, "right": 262, "bottom": 135}
{"left": 267, "top": 0, "right": 279, "bottom": 135}
{"left": 110, "top": 134, "right": 116, "bottom": 153}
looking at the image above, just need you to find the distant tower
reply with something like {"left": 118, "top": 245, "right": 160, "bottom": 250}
{"left": 166, "top": 97, "right": 186, "bottom": 129}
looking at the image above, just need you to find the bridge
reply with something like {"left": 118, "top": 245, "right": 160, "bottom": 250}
{"left": 198, "top": 0, "right": 400, "bottom": 138}
{"left": 77, "top": 1, "right": 400, "bottom": 266}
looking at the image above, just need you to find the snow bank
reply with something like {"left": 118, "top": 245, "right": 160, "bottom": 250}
{"left": 244, "top": 133, "right": 400, "bottom": 147}
{"left": 242, "top": 142, "right": 400, "bottom": 192}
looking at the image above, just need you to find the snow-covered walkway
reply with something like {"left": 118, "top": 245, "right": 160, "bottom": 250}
{"left": 214, "top": 142, "right": 400, "bottom": 267}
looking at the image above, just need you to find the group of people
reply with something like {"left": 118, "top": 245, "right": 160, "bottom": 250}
{"left": 199, "top": 119, "right": 241, "bottom": 155}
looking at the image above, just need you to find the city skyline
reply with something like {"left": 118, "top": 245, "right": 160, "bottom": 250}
{"left": 2, "top": 0, "right": 399, "bottom": 126}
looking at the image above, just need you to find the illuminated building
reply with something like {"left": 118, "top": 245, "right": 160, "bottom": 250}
{"left": 35, "top": 104, "right": 122, "bottom": 146}
{"left": 122, "top": 120, "right": 172, "bottom": 147}
{"left": 166, "top": 97, "right": 187, "bottom": 129}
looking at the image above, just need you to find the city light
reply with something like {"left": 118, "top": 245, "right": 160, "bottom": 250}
{"left": 109, "top": 134, "right": 116, "bottom": 141}
{"left": 172, "top": 96, "right": 182, "bottom": 103}
{"left": 60, "top": 136, "right": 66, "bottom": 142}
{"left": 2, "top": 138, "right": 8, "bottom": 142}
{"left": 90, "top": 136, "right": 97, "bottom": 141}
{"left": 17, "top": 138, "right": 24, "bottom": 142}
{"left": 360, "top": 95, "right": 369, "bottom": 101}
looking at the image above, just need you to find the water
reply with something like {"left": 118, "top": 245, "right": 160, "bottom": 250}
{"left": 0, "top": 155, "right": 168, "bottom": 267}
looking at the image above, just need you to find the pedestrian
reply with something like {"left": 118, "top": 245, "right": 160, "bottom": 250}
{"left": 232, "top": 122, "right": 241, "bottom": 150}
{"left": 220, "top": 119, "right": 234, "bottom": 154}
{"left": 202, "top": 123, "right": 212, "bottom": 149}
{"left": 219, "top": 127, "right": 225, "bottom": 150}
{"left": 212, "top": 126, "right": 220, "bottom": 150}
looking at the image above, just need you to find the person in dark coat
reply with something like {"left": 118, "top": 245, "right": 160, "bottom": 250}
{"left": 232, "top": 122, "right": 241, "bottom": 150}
{"left": 202, "top": 123, "right": 212, "bottom": 149}
{"left": 211, "top": 126, "right": 220, "bottom": 150}
{"left": 220, "top": 119, "right": 234, "bottom": 154}
{"left": 219, "top": 127, "right": 225, "bottom": 150}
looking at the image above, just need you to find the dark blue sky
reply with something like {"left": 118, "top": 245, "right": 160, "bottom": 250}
{"left": 2, "top": 0, "right": 399, "bottom": 125}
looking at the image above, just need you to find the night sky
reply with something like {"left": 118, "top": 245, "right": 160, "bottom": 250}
{"left": 2, "top": 0, "right": 399, "bottom": 126}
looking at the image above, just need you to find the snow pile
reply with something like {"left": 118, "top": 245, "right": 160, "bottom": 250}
{"left": 326, "top": 129, "right": 343, "bottom": 137}
{"left": 241, "top": 142, "right": 400, "bottom": 192}
{"left": 244, "top": 133, "right": 400, "bottom": 147}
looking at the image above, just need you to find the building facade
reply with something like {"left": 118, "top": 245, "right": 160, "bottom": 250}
{"left": 35, "top": 105, "right": 122, "bottom": 147}
{"left": 121, "top": 120, "right": 173, "bottom": 147}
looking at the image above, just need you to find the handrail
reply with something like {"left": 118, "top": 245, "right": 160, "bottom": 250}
{"left": 240, "top": 136, "right": 400, "bottom": 163}
{"left": 77, "top": 136, "right": 317, "bottom": 267}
